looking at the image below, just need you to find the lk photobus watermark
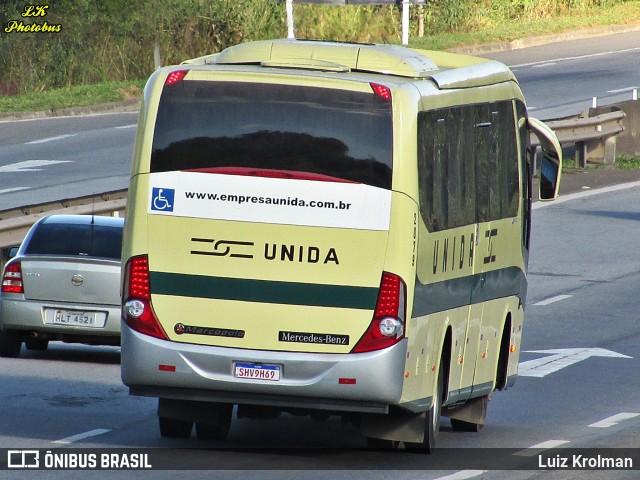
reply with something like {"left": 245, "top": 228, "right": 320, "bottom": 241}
{"left": 4, "top": 5, "right": 62, "bottom": 34}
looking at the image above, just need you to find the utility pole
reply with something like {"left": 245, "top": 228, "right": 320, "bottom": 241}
{"left": 402, "top": 0, "right": 409, "bottom": 45}
{"left": 286, "top": 0, "right": 295, "bottom": 39}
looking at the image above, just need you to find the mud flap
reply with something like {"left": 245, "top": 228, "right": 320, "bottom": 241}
{"left": 361, "top": 408, "right": 429, "bottom": 444}
{"left": 443, "top": 395, "right": 488, "bottom": 425}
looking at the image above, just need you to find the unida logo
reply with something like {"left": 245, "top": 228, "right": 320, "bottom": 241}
{"left": 174, "top": 323, "right": 244, "bottom": 338}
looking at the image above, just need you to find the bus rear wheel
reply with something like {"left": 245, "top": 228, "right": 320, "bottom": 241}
{"left": 195, "top": 403, "right": 233, "bottom": 441}
{"left": 450, "top": 417, "right": 484, "bottom": 432}
{"left": 159, "top": 416, "right": 193, "bottom": 438}
{"left": 366, "top": 437, "right": 399, "bottom": 449}
{"left": 404, "top": 361, "right": 443, "bottom": 453}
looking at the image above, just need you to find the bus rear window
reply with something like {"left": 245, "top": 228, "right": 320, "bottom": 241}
{"left": 151, "top": 81, "right": 393, "bottom": 189}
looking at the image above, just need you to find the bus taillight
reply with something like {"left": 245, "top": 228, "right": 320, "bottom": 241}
{"left": 352, "top": 272, "right": 406, "bottom": 353}
{"left": 370, "top": 82, "right": 392, "bottom": 101}
{"left": 123, "top": 255, "right": 168, "bottom": 340}
{"left": 165, "top": 70, "right": 188, "bottom": 86}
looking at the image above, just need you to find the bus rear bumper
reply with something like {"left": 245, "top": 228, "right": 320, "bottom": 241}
{"left": 121, "top": 324, "right": 407, "bottom": 413}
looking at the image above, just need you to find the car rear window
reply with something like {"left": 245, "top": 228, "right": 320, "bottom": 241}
{"left": 25, "top": 223, "right": 123, "bottom": 260}
{"left": 151, "top": 80, "right": 393, "bottom": 189}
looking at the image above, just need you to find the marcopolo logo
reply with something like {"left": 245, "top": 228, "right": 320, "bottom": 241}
{"left": 151, "top": 187, "right": 175, "bottom": 212}
{"left": 174, "top": 323, "right": 245, "bottom": 338}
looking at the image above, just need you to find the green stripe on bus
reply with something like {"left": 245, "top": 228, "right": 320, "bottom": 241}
{"left": 412, "top": 266, "right": 527, "bottom": 317}
{"left": 149, "top": 271, "right": 379, "bottom": 310}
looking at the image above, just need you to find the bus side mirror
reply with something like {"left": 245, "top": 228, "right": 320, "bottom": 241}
{"left": 528, "top": 117, "right": 562, "bottom": 201}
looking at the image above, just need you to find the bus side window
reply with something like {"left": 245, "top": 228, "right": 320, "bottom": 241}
{"left": 417, "top": 101, "right": 520, "bottom": 233}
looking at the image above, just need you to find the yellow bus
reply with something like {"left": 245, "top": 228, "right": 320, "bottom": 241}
{"left": 121, "top": 39, "right": 561, "bottom": 452}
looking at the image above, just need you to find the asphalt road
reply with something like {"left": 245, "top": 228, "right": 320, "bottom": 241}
{"left": 0, "top": 112, "right": 137, "bottom": 210}
{"left": 483, "top": 29, "right": 640, "bottom": 119}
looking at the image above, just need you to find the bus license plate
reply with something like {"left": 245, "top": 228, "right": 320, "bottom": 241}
{"left": 234, "top": 362, "right": 281, "bottom": 381}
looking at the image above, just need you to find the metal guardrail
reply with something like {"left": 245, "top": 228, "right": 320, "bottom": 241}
{"left": 0, "top": 190, "right": 127, "bottom": 254}
{"left": 531, "top": 110, "right": 626, "bottom": 167}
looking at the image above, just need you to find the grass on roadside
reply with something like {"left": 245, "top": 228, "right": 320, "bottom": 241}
{"left": 615, "top": 155, "right": 640, "bottom": 169}
{"left": 559, "top": 156, "right": 640, "bottom": 172}
{"left": 0, "top": 81, "right": 145, "bottom": 114}
{"left": 411, "top": 1, "right": 640, "bottom": 51}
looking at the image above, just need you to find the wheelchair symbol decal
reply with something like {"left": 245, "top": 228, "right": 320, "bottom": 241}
{"left": 151, "top": 187, "right": 175, "bottom": 212}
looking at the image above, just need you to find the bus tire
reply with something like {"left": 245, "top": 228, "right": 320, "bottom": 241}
{"left": 195, "top": 403, "right": 233, "bottom": 441}
{"left": 495, "top": 319, "right": 511, "bottom": 391}
{"left": 404, "top": 360, "right": 443, "bottom": 453}
{"left": 159, "top": 416, "right": 193, "bottom": 438}
{"left": 450, "top": 417, "right": 484, "bottom": 432}
{"left": 366, "top": 437, "right": 399, "bottom": 450}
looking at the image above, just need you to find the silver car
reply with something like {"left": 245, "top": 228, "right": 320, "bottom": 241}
{"left": 0, "top": 214, "right": 124, "bottom": 357}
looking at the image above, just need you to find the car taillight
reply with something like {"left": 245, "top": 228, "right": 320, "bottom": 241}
{"left": 352, "top": 272, "right": 406, "bottom": 353}
{"left": 122, "top": 255, "right": 168, "bottom": 340}
{"left": 1, "top": 261, "right": 23, "bottom": 294}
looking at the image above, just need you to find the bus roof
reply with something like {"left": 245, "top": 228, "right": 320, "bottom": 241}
{"left": 182, "top": 39, "right": 517, "bottom": 89}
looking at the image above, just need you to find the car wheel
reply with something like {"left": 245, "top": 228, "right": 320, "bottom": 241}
{"left": 159, "top": 416, "right": 193, "bottom": 438}
{"left": 0, "top": 329, "right": 22, "bottom": 358}
{"left": 195, "top": 403, "right": 233, "bottom": 441}
{"left": 25, "top": 338, "right": 49, "bottom": 351}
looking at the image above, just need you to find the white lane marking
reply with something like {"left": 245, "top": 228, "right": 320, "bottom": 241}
{"left": 115, "top": 124, "right": 137, "bottom": 129}
{"left": 533, "top": 294, "right": 572, "bottom": 306}
{"left": 25, "top": 133, "right": 77, "bottom": 145}
{"left": 511, "top": 46, "right": 640, "bottom": 68}
{"left": 589, "top": 412, "right": 640, "bottom": 428}
{"left": 433, "top": 471, "right": 487, "bottom": 480}
{"left": 0, "top": 187, "right": 29, "bottom": 194}
{"left": 607, "top": 86, "right": 639, "bottom": 94}
{"left": 0, "top": 160, "right": 72, "bottom": 172}
{"left": 531, "top": 62, "right": 557, "bottom": 68}
{"left": 514, "top": 440, "right": 570, "bottom": 457}
{"left": 533, "top": 180, "right": 640, "bottom": 210}
{"left": 52, "top": 428, "right": 111, "bottom": 445}
{"left": 518, "top": 348, "right": 631, "bottom": 378}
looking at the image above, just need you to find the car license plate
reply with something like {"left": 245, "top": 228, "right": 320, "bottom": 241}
{"left": 44, "top": 308, "right": 107, "bottom": 327}
{"left": 53, "top": 310, "right": 96, "bottom": 326}
{"left": 234, "top": 362, "right": 281, "bottom": 381}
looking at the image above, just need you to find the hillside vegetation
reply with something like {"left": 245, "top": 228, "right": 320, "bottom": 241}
{"left": 0, "top": 0, "right": 638, "bottom": 98}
